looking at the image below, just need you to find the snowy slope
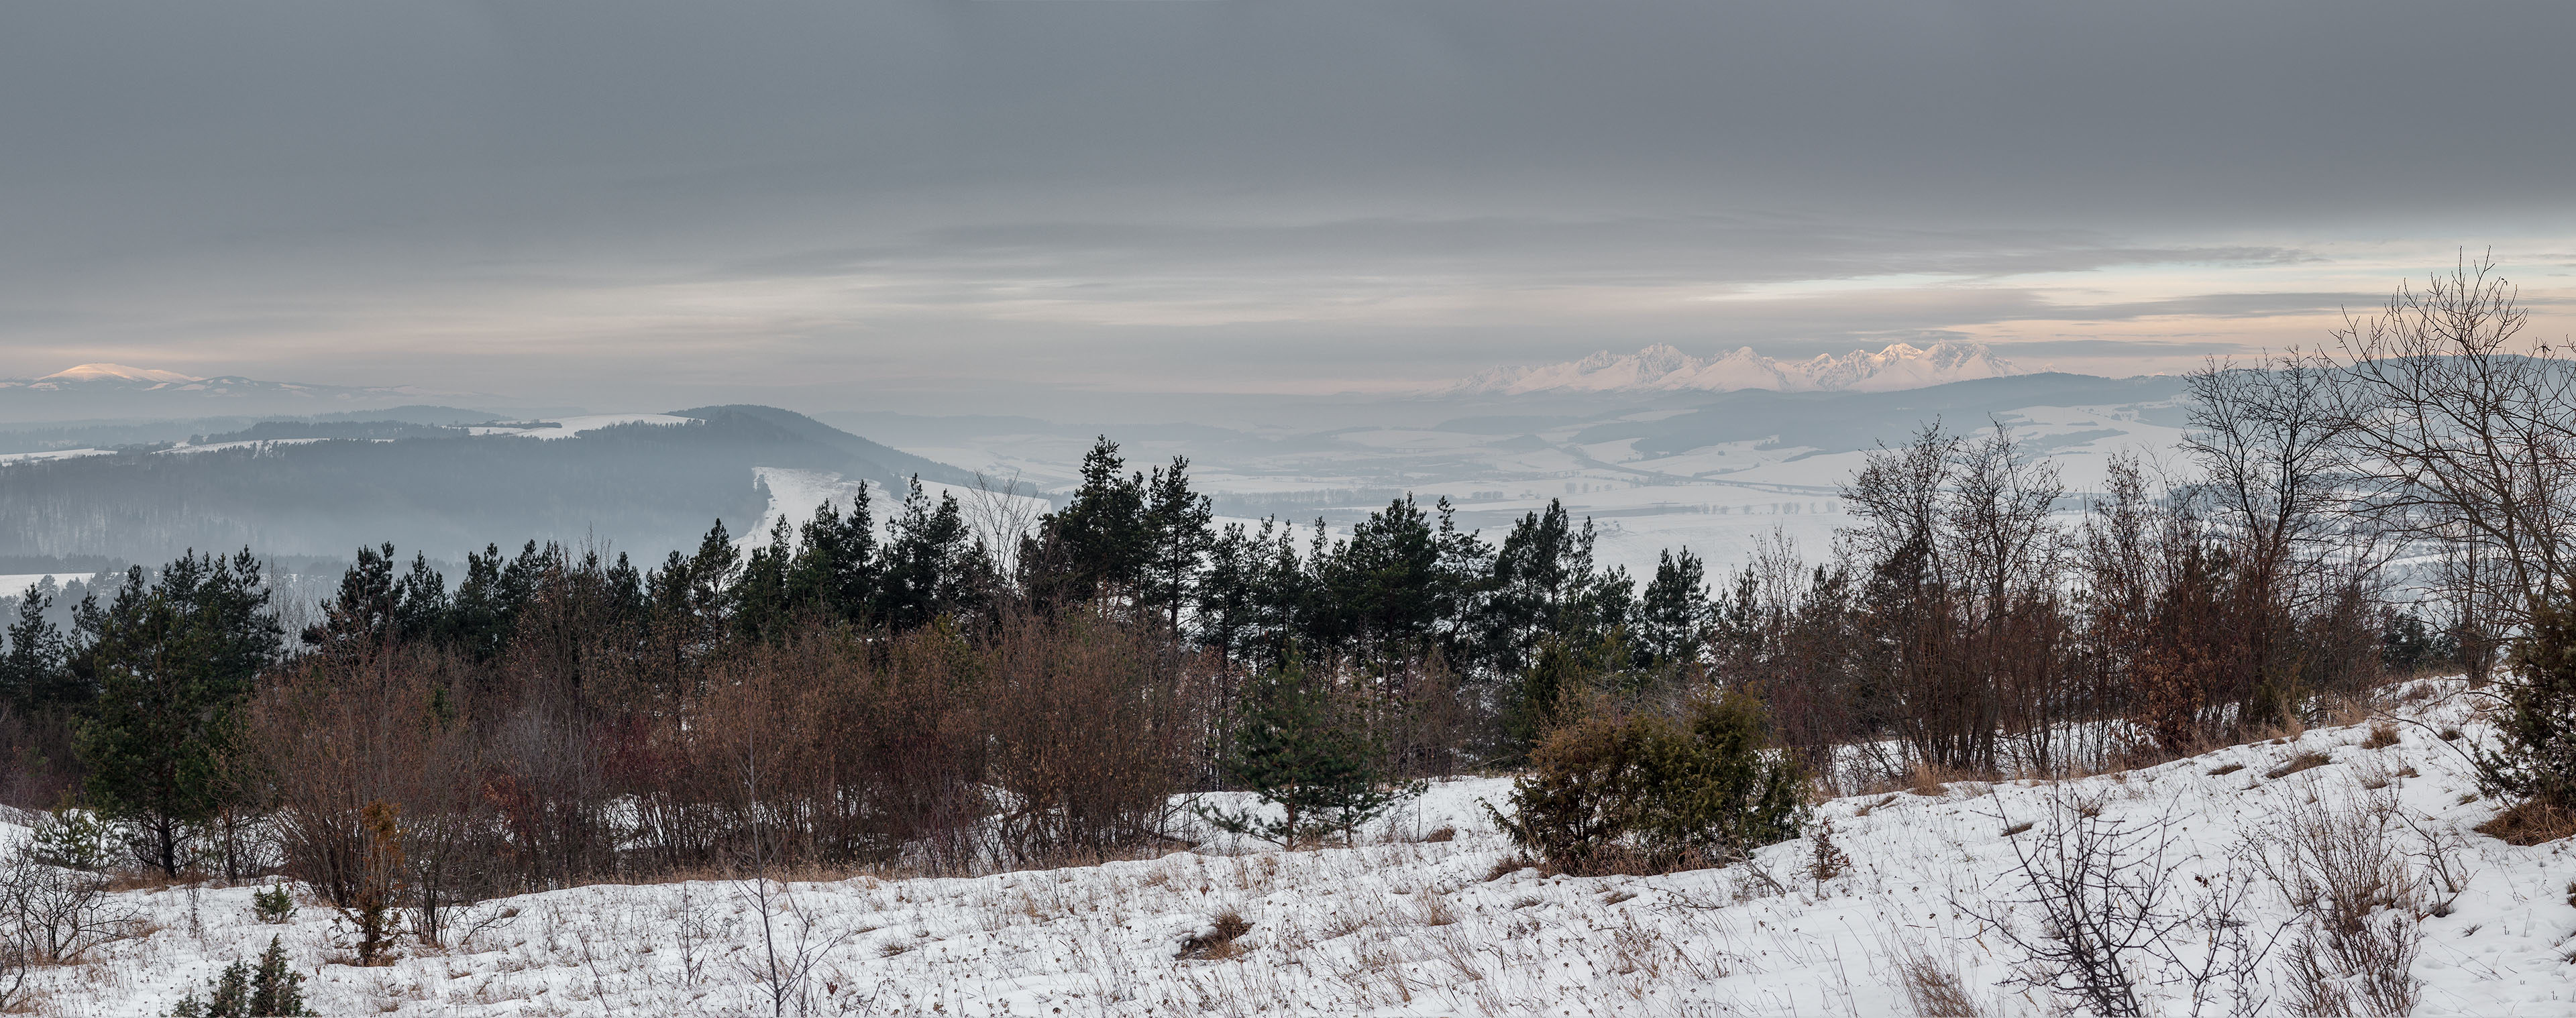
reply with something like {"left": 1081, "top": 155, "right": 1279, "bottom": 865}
{"left": 16, "top": 683, "right": 2573, "bottom": 1016}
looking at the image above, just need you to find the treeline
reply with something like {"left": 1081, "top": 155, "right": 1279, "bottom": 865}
{"left": 1, "top": 262, "right": 2572, "bottom": 920}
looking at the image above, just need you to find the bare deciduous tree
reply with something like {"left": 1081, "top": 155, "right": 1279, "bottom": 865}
{"left": 2336, "top": 254, "right": 2576, "bottom": 626}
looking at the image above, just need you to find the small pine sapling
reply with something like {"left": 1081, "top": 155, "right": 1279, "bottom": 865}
{"left": 253, "top": 885, "right": 295, "bottom": 924}
{"left": 165, "top": 937, "right": 310, "bottom": 1017}
{"left": 166, "top": 962, "right": 248, "bottom": 1018}
{"left": 29, "top": 809, "right": 109, "bottom": 872}
{"left": 248, "top": 936, "right": 311, "bottom": 1016}
{"left": 1197, "top": 661, "right": 1419, "bottom": 848}
{"left": 1807, "top": 816, "right": 1851, "bottom": 889}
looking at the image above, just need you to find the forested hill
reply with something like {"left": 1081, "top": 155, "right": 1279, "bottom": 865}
{"left": 0, "top": 406, "right": 975, "bottom": 563}
{"left": 667, "top": 404, "right": 969, "bottom": 485}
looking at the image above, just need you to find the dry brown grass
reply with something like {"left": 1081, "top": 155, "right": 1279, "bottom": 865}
{"left": 2473, "top": 800, "right": 2576, "bottom": 846}
{"left": 1175, "top": 909, "right": 1254, "bottom": 960}
{"left": 2265, "top": 752, "right": 2332, "bottom": 780}
{"left": 2206, "top": 762, "right": 2245, "bottom": 777}
{"left": 2362, "top": 721, "right": 2402, "bottom": 750}
{"left": 1480, "top": 854, "right": 1534, "bottom": 882}
{"left": 1893, "top": 941, "right": 1984, "bottom": 1017}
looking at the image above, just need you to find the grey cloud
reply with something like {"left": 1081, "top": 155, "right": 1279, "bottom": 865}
{"left": 719, "top": 217, "right": 2314, "bottom": 285}
{"left": 2006, "top": 292, "right": 2377, "bottom": 323}
{"left": 1, "top": 0, "right": 2571, "bottom": 396}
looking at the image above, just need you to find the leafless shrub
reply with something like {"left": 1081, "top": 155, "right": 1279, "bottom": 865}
{"left": 254, "top": 647, "right": 498, "bottom": 957}
{"left": 963, "top": 469, "right": 1047, "bottom": 579}
{"left": 1960, "top": 794, "right": 2186, "bottom": 1017}
{"left": 0, "top": 840, "right": 142, "bottom": 1012}
{"left": 2259, "top": 789, "right": 2424, "bottom": 1017}
{"left": 1807, "top": 817, "right": 1852, "bottom": 888}
{"left": 2165, "top": 848, "right": 2294, "bottom": 1018}
{"left": 0, "top": 845, "right": 140, "bottom": 966}
{"left": 982, "top": 611, "right": 1209, "bottom": 865}
{"left": 735, "top": 874, "right": 855, "bottom": 1017}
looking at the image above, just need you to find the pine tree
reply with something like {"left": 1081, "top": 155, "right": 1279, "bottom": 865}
{"left": 204, "top": 960, "right": 250, "bottom": 1017}
{"left": 786, "top": 489, "right": 879, "bottom": 623}
{"left": 1637, "top": 548, "right": 1712, "bottom": 667}
{"left": 1032, "top": 437, "right": 1152, "bottom": 607}
{"left": 248, "top": 935, "right": 309, "bottom": 1015}
{"left": 75, "top": 551, "right": 283, "bottom": 876}
{"left": 1197, "top": 661, "right": 1417, "bottom": 847}
{"left": 1, "top": 582, "right": 76, "bottom": 712}
{"left": 2479, "top": 585, "right": 2576, "bottom": 807}
{"left": 877, "top": 477, "right": 993, "bottom": 630}
{"left": 1326, "top": 496, "right": 1442, "bottom": 662}
{"left": 1143, "top": 456, "right": 1214, "bottom": 632}
{"left": 729, "top": 515, "right": 799, "bottom": 644}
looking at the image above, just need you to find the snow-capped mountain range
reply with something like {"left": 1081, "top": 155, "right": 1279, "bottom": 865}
{"left": 0, "top": 362, "right": 431, "bottom": 397}
{"left": 1437, "top": 341, "right": 2022, "bottom": 396}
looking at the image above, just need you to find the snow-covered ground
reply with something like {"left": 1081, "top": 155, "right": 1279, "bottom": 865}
{"left": 15, "top": 683, "right": 2573, "bottom": 1016}
{"left": 155, "top": 437, "right": 343, "bottom": 455}
{"left": 468, "top": 414, "right": 698, "bottom": 440}
{"left": 0, "top": 447, "right": 115, "bottom": 465}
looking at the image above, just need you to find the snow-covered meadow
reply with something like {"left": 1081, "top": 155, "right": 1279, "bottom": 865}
{"left": 12, "top": 682, "right": 2574, "bottom": 1017}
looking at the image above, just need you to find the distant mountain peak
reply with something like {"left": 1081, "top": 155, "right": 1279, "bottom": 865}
{"left": 38, "top": 363, "right": 204, "bottom": 384}
{"left": 1437, "top": 341, "right": 2020, "bottom": 396}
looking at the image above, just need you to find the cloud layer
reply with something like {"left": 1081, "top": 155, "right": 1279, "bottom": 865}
{"left": 1, "top": 1, "right": 2571, "bottom": 404}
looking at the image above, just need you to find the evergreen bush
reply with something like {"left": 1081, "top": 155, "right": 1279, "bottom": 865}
{"left": 1492, "top": 691, "right": 1806, "bottom": 874}
{"left": 2479, "top": 587, "right": 2576, "bottom": 809}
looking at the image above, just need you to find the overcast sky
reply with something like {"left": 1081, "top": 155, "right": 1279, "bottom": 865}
{"left": 2, "top": 1, "right": 2572, "bottom": 406}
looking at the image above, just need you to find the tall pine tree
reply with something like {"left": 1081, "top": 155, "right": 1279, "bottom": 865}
{"left": 75, "top": 551, "right": 284, "bottom": 875}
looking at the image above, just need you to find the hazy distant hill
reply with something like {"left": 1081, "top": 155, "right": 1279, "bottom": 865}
{"left": 0, "top": 363, "right": 508, "bottom": 423}
{"left": 0, "top": 406, "right": 975, "bottom": 564}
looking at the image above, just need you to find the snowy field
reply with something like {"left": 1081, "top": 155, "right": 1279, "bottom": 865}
{"left": 13, "top": 683, "right": 2574, "bottom": 1016}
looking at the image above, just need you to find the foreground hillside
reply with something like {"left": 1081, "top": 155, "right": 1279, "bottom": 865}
{"left": 15, "top": 682, "right": 2574, "bottom": 1016}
